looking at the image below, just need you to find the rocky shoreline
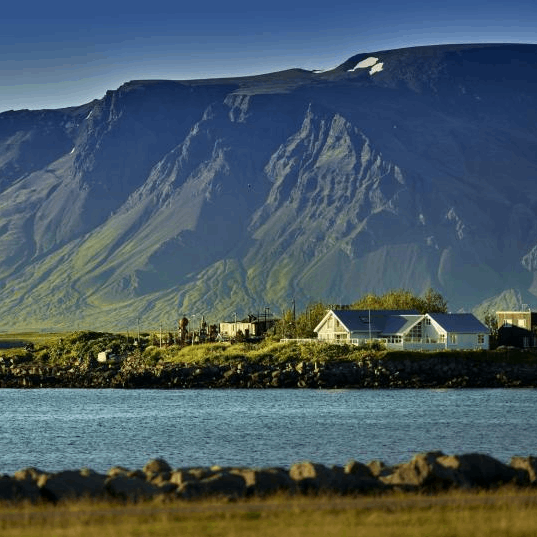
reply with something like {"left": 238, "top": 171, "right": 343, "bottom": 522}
{"left": 2, "top": 452, "right": 537, "bottom": 504}
{"left": 1, "top": 353, "right": 537, "bottom": 388}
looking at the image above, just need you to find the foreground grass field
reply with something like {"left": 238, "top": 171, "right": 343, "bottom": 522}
{"left": 1, "top": 490, "right": 537, "bottom": 537}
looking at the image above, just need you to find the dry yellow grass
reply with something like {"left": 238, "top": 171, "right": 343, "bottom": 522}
{"left": 1, "top": 490, "right": 537, "bottom": 537}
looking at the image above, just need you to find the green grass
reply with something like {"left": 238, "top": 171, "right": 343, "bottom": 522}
{"left": 3, "top": 330, "right": 537, "bottom": 370}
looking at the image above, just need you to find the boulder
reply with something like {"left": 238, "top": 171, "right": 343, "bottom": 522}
{"left": 170, "top": 469, "right": 199, "bottom": 487}
{"left": 436, "top": 453, "right": 528, "bottom": 488}
{"left": 170, "top": 467, "right": 228, "bottom": 488}
{"left": 148, "top": 472, "right": 175, "bottom": 488}
{"left": 12, "top": 467, "right": 49, "bottom": 483}
{"left": 289, "top": 462, "right": 345, "bottom": 493}
{"left": 0, "top": 475, "right": 41, "bottom": 503}
{"left": 107, "top": 466, "right": 131, "bottom": 478}
{"left": 381, "top": 452, "right": 456, "bottom": 490}
{"left": 143, "top": 458, "right": 172, "bottom": 475}
{"left": 344, "top": 460, "right": 375, "bottom": 479}
{"left": 343, "top": 460, "right": 385, "bottom": 493}
{"left": 230, "top": 467, "right": 294, "bottom": 496}
{"left": 510, "top": 456, "right": 537, "bottom": 483}
{"left": 367, "top": 460, "right": 392, "bottom": 477}
{"left": 143, "top": 458, "right": 172, "bottom": 485}
{"left": 105, "top": 475, "right": 162, "bottom": 501}
{"left": 178, "top": 471, "right": 247, "bottom": 500}
{"left": 37, "top": 470, "right": 107, "bottom": 502}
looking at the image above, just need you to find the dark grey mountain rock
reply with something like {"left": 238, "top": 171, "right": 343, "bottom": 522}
{"left": 1, "top": 44, "right": 537, "bottom": 329}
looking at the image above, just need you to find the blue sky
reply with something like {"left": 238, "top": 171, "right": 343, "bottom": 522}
{"left": 1, "top": 0, "right": 536, "bottom": 112}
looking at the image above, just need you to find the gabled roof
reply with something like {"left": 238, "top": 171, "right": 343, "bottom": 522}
{"left": 428, "top": 313, "right": 489, "bottom": 333}
{"left": 319, "top": 309, "right": 419, "bottom": 334}
{"left": 315, "top": 310, "right": 489, "bottom": 337}
{"left": 382, "top": 315, "right": 423, "bottom": 335}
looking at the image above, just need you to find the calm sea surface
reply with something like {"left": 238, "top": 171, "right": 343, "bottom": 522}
{"left": 1, "top": 389, "right": 536, "bottom": 474}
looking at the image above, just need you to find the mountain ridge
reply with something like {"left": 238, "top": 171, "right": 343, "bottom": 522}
{"left": 1, "top": 43, "right": 537, "bottom": 330}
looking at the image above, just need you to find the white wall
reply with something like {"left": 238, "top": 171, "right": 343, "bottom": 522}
{"left": 316, "top": 313, "right": 350, "bottom": 341}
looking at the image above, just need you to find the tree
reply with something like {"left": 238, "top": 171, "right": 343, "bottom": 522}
{"left": 269, "top": 302, "right": 329, "bottom": 339}
{"left": 483, "top": 310, "right": 498, "bottom": 336}
{"left": 422, "top": 287, "right": 448, "bottom": 313}
{"left": 351, "top": 288, "right": 448, "bottom": 314}
{"left": 295, "top": 302, "right": 328, "bottom": 338}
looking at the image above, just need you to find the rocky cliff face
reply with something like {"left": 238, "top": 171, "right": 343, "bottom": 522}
{"left": 1, "top": 44, "right": 537, "bottom": 329}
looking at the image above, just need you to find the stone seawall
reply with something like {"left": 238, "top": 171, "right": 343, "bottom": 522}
{"left": 2, "top": 452, "right": 537, "bottom": 504}
{"left": 1, "top": 354, "right": 537, "bottom": 388}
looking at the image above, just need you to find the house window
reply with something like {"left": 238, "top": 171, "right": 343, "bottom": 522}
{"left": 424, "top": 317, "right": 431, "bottom": 325}
{"left": 409, "top": 322, "right": 422, "bottom": 339}
{"left": 336, "top": 320, "right": 340, "bottom": 328}
{"left": 504, "top": 318, "right": 512, "bottom": 326}
{"left": 518, "top": 319, "right": 527, "bottom": 328}
{"left": 450, "top": 334, "right": 457, "bottom": 344}
{"left": 478, "top": 334, "right": 485, "bottom": 344}
{"left": 439, "top": 334, "right": 446, "bottom": 343}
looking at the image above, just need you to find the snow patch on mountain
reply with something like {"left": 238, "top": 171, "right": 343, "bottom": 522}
{"left": 348, "top": 56, "right": 384, "bottom": 75}
{"left": 349, "top": 57, "right": 379, "bottom": 71}
{"left": 369, "top": 62, "right": 384, "bottom": 74}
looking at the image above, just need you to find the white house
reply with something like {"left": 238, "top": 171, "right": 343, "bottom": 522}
{"left": 314, "top": 309, "right": 489, "bottom": 350}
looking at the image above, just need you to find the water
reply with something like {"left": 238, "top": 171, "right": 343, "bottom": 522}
{"left": 0, "top": 389, "right": 535, "bottom": 474}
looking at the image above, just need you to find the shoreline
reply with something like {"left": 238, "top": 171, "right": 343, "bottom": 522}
{"left": 2, "top": 354, "right": 537, "bottom": 389}
{"left": 2, "top": 452, "right": 537, "bottom": 505}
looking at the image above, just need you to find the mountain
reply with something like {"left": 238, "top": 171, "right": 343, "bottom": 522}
{"left": 1, "top": 43, "right": 537, "bottom": 330}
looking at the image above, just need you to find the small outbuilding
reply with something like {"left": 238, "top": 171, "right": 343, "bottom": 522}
{"left": 97, "top": 350, "right": 119, "bottom": 363}
{"left": 497, "top": 310, "right": 537, "bottom": 348}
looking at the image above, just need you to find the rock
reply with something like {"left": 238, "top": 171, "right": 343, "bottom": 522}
{"left": 510, "top": 456, "right": 537, "bottom": 483}
{"left": 178, "top": 471, "right": 247, "bottom": 500}
{"left": 343, "top": 460, "right": 385, "bottom": 492}
{"left": 344, "top": 460, "right": 374, "bottom": 479}
{"left": 143, "top": 458, "right": 172, "bottom": 475}
{"left": 289, "top": 461, "right": 341, "bottom": 493}
{"left": 107, "top": 466, "right": 131, "bottom": 478}
{"left": 230, "top": 467, "right": 294, "bottom": 496}
{"left": 381, "top": 452, "right": 456, "bottom": 490}
{"left": 12, "top": 467, "right": 49, "bottom": 483}
{"left": 170, "top": 470, "right": 200, "bottom": 487}
{"left": 105, "top": 475, "right": 162, "bottom": 501}
{"left": 0, "top": 475, "right": 41, "bottom": 503}
{"left": 436, "top": 453, "right": 528, "bottom": 488}
{"left": 143, "top": 458, "right": 172, "bottom": 482}
{"left": 37, "top": 470, "right": 107, "bottom": 502}
{"left": 367, "top": 460, "right": 391, "bottom": 477}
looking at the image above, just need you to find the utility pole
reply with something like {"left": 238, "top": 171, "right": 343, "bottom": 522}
{"left": 292, "top": 298, "right": 296, "bottom": 338}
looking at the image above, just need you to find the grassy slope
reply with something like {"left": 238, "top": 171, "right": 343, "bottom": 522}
{"left": 1, "top": 331, "right": 537, "bottom": 368}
